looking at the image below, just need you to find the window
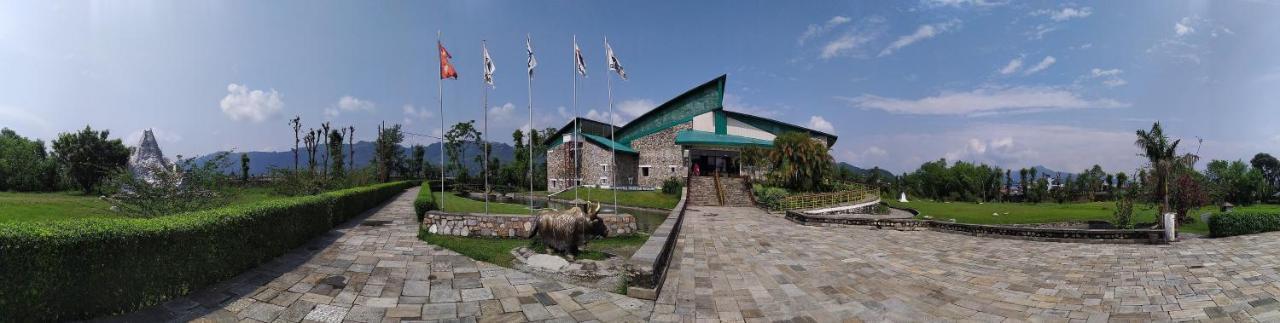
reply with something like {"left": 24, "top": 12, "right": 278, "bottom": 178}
{"left": 669, "top": 165, "right": 677, "bottom": 173}
{"left": 641, "top": 166, "right": 651, "bottom": 177}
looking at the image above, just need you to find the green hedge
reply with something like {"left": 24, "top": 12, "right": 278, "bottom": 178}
{"left": 1208, "top": 212, "right": 1280, "bottom": 238}
{"left": 414, "top": 181, "right": 438, "bottom": 222}
{"left": 0, "top": 181, "right": 414, "bottom": 321}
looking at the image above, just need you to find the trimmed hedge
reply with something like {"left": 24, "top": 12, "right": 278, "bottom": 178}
{"left": 413, "top": 181, "right": 438, "bottom": 222}
{"left": 0, "top": 181, "right": 414, "bottom": 321}
{"left": 1208, "top": 212, "right": 1280, "bottom": 238}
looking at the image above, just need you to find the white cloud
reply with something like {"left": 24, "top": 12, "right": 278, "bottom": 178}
{"left": 999, "top": 57, "right": 1024, "bottom": 74}
{"left": 921, "top": 0, "right": 1009, "bottom": 8}
{"left": 1175, "top": 17, "right": 1195, "bottom": 36}
{"left": 219, "top": 83, "right": 283, "bottom": 123}
{"left": 616, "top": 99, "right": 656, "bottom": 119}
{"left": 807, "top": 116, "right": 835, "bottom": 133}
{"left": 798, "top": 16, "right": 852, "bottom": 45}
{"left": 723, "top": 94, "right": 783, "bottom": 118}
{"left": 838, "top": 85, "right": 1130, "bottom": 116}
{"left": 1033, "top": 7, "right": 1093, "bottom": 22}
{"left": 402, "top": 104, "right": 433, "bottom": 125}
{"left": 821, "top": 33, "right": 875, "bottom": 59}
{"left": 325, "top": 95, "right": 375, "bottom": 118}
{"left": 841, "top": 123, "right": 1144, "bottom": 173}
{"left": 878, "top": 20, "right": 960, "bottom": 57}
{"left": 1149, "top": 16, "right": 1234, "bottom": 64}
{"left": 840, "top": 145, "right": 890, "bottom": 166}
{"left": 583, "top": 109, "right": 624, "bottom": 125}
{"left": 488, "top": 102, "right": 516, "bottom": 118}
{"left": 1088, "top": 68, "right": 1127, "bottom": 88}
{"left": 1023, "top": 56, "right": 1056, "bottom": 75}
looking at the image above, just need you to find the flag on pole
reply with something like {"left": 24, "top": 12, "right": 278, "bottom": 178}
{"left": 482, "top": 42, "right": 495, "bottom": 86}
{"left": 526, "top": 35, "right": 537, "bottom": 78}
{"left": 605, "top": 38, "right": 627, "bottom": 80}
{"left": 439, "top": 41, "right": 458, "bottom": 80}
{"left": 574, "top": 40, "right": 588, "bottom": 77}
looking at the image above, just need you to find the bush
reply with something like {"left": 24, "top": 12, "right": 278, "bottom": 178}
{"left": 414, "top": 181, "right": 438, "bottom": 222}
{"left": 0, "top": 181, "right": 414, "bottom": 321}
{"left": 753, "top": 184, "right": 789, "bottom": 209}
{"left": 661, "top": 177, "right": 683, "bottom": 195}
{"left": 1112, "top": 194, "right": 1135, "bottom": 229}
{"left": 1208, "top": 212, "right": 1280, "bottom": 238}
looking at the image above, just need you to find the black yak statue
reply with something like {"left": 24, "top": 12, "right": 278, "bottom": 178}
{"left": 533, "top": 201, "right": 607, "bottom": 255}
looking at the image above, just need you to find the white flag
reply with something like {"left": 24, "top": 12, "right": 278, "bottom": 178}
{"left": 605, "top": 38, "right": 627, "bottom": 80}
{"left": 574, "top": 40, "right": 587, "bottom": 78}
{"left": 482, "top": 42, "right": 495, "bottom": 86}
{"left": 526, "top": 35, "right": 537, "bottom": 78}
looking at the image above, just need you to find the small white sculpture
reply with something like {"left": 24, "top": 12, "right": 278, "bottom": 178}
{"left": 898, "top": 192, "right": 909, "bottom": 203}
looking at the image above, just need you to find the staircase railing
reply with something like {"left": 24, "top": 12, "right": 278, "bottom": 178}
{"left": 712, "top": 170, "right": 725, "bottom": 205}
{"left": 766, "top": 184, "right": 879, "bottom": 212}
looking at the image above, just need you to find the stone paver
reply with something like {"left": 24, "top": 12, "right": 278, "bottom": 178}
{"left": 106, "top": 187, "right": 650, "bottom": 322}
{"left": 657, "top": 205, "right": 1280, "bottom": 322}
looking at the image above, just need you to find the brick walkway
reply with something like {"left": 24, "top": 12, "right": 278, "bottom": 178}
{"left": 654, "top": 206, "right": 1280, "bottom": 322}
{"left": 106, "top": 187, "right": 652, "bottom": 323}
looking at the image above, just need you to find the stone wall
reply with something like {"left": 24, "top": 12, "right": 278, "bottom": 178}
{"left": 631, "top": 121, "right": 692, "bottom": 188}
{"left": 546, "top": 141, "right": 577, "bottom": 190}
{"left": 546, "top": 140, "right": 641, "bottom": 189}
{"left": 422, "top": 211, "right": 639, "bottom": 238}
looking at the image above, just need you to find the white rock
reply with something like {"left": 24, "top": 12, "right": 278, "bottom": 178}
{"left": 527, "top": 254, "right": 570, "bottom": 271}
{"left": 428, "top": 225, "right": 438, "bottom": 234}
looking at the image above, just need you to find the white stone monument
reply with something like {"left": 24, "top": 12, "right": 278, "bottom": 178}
{"left": 127, "top": 129, "right": 177, "bottom": 187}
{"left": 898, "top": 192, "right": 909, "bottom": 203}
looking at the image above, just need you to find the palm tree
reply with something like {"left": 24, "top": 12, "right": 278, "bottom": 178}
{"left": 1134, "top": 122, "right": 1180, "bottom": 221}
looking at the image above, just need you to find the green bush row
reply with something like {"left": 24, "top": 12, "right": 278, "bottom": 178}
{"left": 0, "top": 181, "right": 415, "bottom": 322}
{"left": 414, "top": 181, "right": 438, "bottom": 222}
{"left": 1208, "top": 212, "right": 1280, "bottom": 238}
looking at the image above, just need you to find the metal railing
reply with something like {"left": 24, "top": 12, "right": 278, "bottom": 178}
{"left": 765, "top": 183, "right": 879, "bottom": 212}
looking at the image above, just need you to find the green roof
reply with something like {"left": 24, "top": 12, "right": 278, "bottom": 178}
{"left": 581, "top": 134, "right": 638, "bottom": 154}
{"left": 674, "top": 130, "right": 773, "bottom": 148}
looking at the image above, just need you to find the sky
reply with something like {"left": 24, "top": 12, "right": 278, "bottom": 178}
{"left": 2, "top": 0, "right": 1279, "bottom": 174}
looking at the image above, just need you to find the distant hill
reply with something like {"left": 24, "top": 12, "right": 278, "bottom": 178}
{"left": 193, "top": 141, "right": 516, "bottom": 176}
{"left": 1010, "top": 165, "right": 1075, "bottom": 181}
{"left": 837, "top": 162, "right": 895, "bottom": 179}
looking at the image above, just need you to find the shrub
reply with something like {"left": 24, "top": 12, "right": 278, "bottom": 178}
{"left": 753, "top": 185, "right": 789, "bottom": 209}
{"left": 661, "top": 177, "right": 683, "bottom": 195}
{"left": 1113, "top": 194, "right": 1135, "bottom": 229}
{"left": 414, "top": 181, "right": 438, "bottom": 222}
{"left": 0, "top": 181, "right": 413, "bottom": 321}
{"left": 1208, "top": 212, "right": 1280, "bottom": 238}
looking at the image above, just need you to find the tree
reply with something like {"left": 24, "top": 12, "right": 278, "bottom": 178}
{"left": 0, "top": 128, "right": 59, "bottom": 191}
{"left": 1252, "top": 153, "right": 1280, "bottom": 200}
{"left": 289, "top": 116, "right": 301, "bottom": 171}
{"left": 410, "top": 145, "right": 426, "bottom": 179}
{"left": 1135, "top": 122, "right": 1180, "bottom": 217}
{"left": 1116, "top": 172, "right": 1128, "bottom": 190}
{"left": 444, "top": 121, "right": 480, "bottom": 184}
{"left": 768, "top": 132, "right": 833, "bottom": 192}
{"left": 328, "top": 129, "right": 345, "bottom": 179}
{"left": 319, "top": 122, "right": 331, "bottom": 177}
{"left": 1018, "top": 168, "right": 1028, "bottom": 200}
{"left": 374, "top": 122, "right": 405, "bottom": 182}
{"left": 240, "top": 153, "right": 250, "bottom": 182}
{"left": 1004, "top": 169, "right": 1012, "bottom": 202}
{"left": 51, "top": 126, "right": 130, "bottom": 194}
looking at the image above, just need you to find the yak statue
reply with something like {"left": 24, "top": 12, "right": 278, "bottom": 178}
{"left": 533, "top": 201, "right": 608, "bottom": 255}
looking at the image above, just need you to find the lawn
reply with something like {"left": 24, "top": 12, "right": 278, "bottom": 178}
{"left": 0, "top": 186, "right": 303, "bottom": 224}
{"left": 884, "top": 200, "right": 1280, "bottom": 236}
{"left": 551, "top": 187, "right": 680, "bottom": 210}
{"left": 427, "top": 190, "right": 535, "bottom": 215}
{"left": 418, "top": 230, "right": 649, "bottom": 267}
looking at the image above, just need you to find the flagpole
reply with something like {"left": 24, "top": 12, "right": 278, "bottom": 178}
{"left": 572, "top": 34, "right": 580, "bottom": 201}
{"left": 606, "top": 36, "right": 617, "bottom": 215}
{"left": 437, "top": 31, "right": 446, "bottom": 211}
{"left": 527, "top": 34, "right": 535, "bottom": 215}
{"left": 482, "top": 40, "right": 490, "bottom": 215}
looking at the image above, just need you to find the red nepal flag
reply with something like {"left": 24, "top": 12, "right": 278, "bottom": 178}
{"left": 439, "top": 41, "right": 458, "bottom": 80}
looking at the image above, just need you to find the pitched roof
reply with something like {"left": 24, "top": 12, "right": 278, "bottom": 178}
{"left": 581, "top": 134, "right": 638, "bottom": 154}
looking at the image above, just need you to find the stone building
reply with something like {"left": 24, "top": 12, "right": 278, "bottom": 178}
{"left": 544, "top": 75, "right": 837, "bottom": 190}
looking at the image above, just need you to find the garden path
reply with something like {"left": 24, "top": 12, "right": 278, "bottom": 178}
{"left": 103, "top": 187, "right": 653, "bottom": 323}
{"left": 654, "top": 205, "right": 1280, "bottom": 322}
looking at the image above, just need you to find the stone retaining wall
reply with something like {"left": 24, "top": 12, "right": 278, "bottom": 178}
{"left": 625, "top": 187, "right": 689, "bottom": 300}
{"left": 422, "top": 211, "right": 638, "bottom": 238}
{"left": 785, "top": 211, "right": 1167, "bottom": 244}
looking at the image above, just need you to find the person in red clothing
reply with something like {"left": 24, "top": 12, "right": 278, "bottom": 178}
{"left": 692, "top": 163, "right": 701, "bottom": 176}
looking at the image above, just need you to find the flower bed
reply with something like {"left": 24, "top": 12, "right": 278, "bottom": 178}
{"left": 0, "top": 181, "right": 415, "bottom": 321}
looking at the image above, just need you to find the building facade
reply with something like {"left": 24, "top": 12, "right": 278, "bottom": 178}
{"left": 545, "top": 75, "right": 837, "bottom": 191}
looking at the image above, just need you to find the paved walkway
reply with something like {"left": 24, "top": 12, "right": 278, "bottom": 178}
{"left": 106, "top": 187, "right": 652, "bottom": 323}
{"left": 655, "top": 205, "right": 1280, "bottom": 322}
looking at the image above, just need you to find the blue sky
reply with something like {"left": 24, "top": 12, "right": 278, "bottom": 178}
{"left": 2, "top": 1, "right": 1279, "bottom": 174}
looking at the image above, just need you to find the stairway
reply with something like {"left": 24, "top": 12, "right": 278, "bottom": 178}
{"left": 687, "top": 175, "right": 755, "bottom": 207}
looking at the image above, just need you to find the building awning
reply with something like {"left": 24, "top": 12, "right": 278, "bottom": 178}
{"left": 674, "top": 130, "right": 773, "bottom": 148}
{"left": 581, "top": 133, "right": 638, "bottom": 154}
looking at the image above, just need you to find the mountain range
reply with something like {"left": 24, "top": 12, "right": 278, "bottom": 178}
{"left": 193, "top": 141, "right": 517, "bottom": 176}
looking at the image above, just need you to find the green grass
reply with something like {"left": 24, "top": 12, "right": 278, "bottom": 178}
{"left": 429, "top": 191, "right": 534, "bottom": 215}
{"left": 884, "top": 200, "right": 1280, "bottom": 236}
{"left": 551, "top": 187, "right": 679, "bottom": 210}
{"left": 418, "top": 230, "right": 650, "bottom": 267}
{"left": 0, "top": 186, "right": 308, "bottom": 224}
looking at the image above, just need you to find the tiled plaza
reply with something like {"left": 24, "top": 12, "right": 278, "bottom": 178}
{"left": 655, "top": 206, "right": 1280, "bottom": 322}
